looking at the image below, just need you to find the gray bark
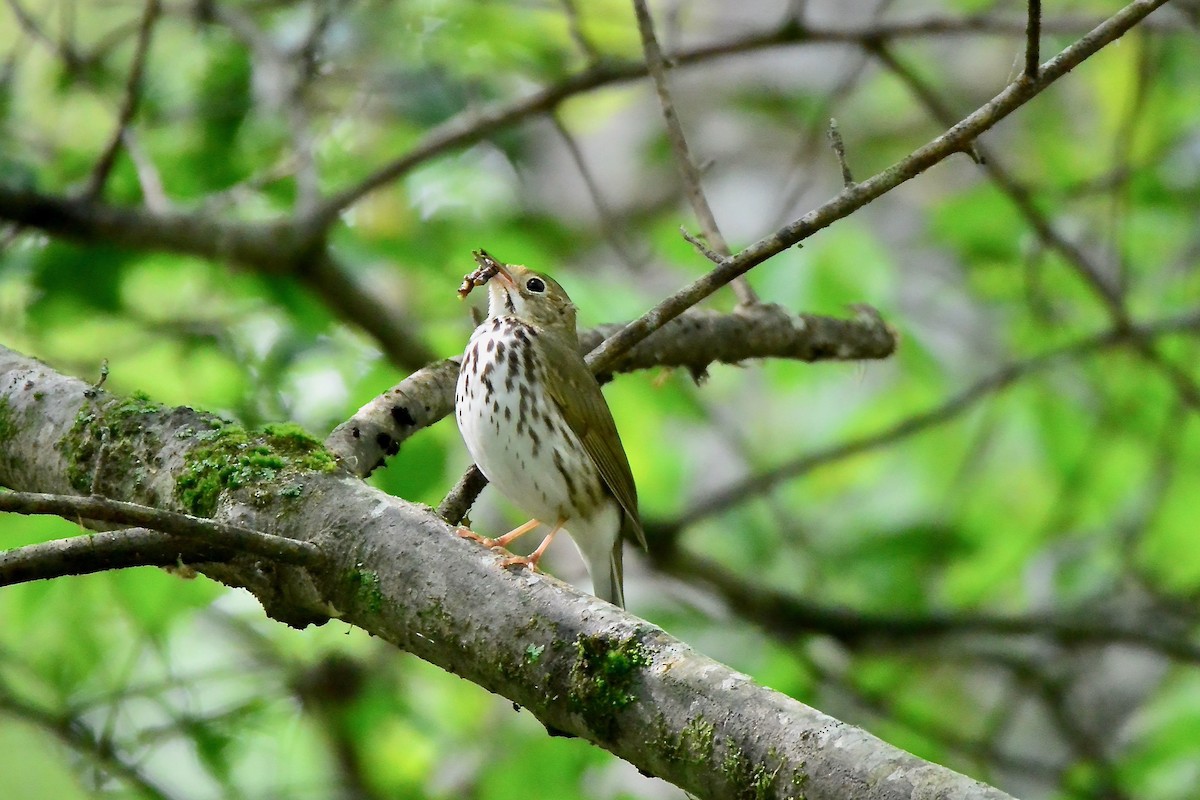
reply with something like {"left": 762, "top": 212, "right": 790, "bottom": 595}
{"left": 0, "top": 344, "right": 1013, "bottom": 800}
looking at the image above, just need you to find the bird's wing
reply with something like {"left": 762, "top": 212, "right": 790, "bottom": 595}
{"left": 537, "top": 334, "right": 647, "bottom": 551}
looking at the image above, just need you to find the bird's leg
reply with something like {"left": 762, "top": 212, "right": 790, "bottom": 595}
{"left": 500, "top": 519, "right": 563, "bottom": 572}
{"left": 457, "top": 518, "right": 541, "bottom": 549}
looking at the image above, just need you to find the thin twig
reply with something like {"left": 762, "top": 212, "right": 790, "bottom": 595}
{"left": 827, "top": 118, "right": 855, "bottom": 187}
{"left": 630, "top": 0, "right": 758, "bottom": 305}
{"left": 659, "top": 309, "right": 1200, "bottom": 530}
{"left": 550, "top": 113, "right": 645, "bottom": 269}
{"left": 1025, "top": 0, "right": 1042, "bottom": 79}
{"left": 83, "top": 0, "right": 161, "bottom": 201}
{"left": 0, "top": 491, "right": 323, "bottom": 567}
{"left": 301, "top": 11, "right": 1175, "bottom": 226}
{"left": 681, "top": 227, "right": 722, "bottom": 264}
{"left": 120, "top": 129, "right": 171, "bottom": 212}
{"left": 3, "top": 0, "right": 85, "bottom": 70}
{"left": 558, "top": 0, "right": 600, "bottom": 63}
{"left": 655, "top": 544, "right": 1200, "bottom": 664}
{"left": 875, "top": 38, "right": 1200, "bottom": 412}
{"left": 584, "top": 0, "right": 1172, "bottom": 378}
{"left": 0, "top": 526, "right": 234, "bottom": 587}
{"left": 437, "top": 465, "right": 488, "bottom": 525}
{"left": 0, "top": 688, "right": 181, "bottom": 800}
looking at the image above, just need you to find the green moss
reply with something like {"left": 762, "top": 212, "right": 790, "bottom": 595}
{"left": 655, "top": 713, "right": 716, "bottom": 765}
{"left": 62, "top": 408, "right": 99, "bottom": 492}
{"left": 524, "top": 643, "right": 545, "bottom": 664}
{"left": 115, "top": 391, "right": 164, "bottom": 417}
{"left": 175, "top": 421, "right": 338, "bottom": 517}
{"left": 348, "top": 568, "right": 384, "bottom": 614}
{"left": 791, "top": 766, "right": 808, "bottom": 794}
{"left": 280, "top": 483, "right": 305, "bottom": 499}
{"left": 0, "top": 397, "right": 15, "bottom": 442}
{"left": 721, "top": 749, "right": 780, "bottom": 800}
{"left": 568, "top": 633, "right": 650, "bottom": 740}
{"left": 59, "top": 392, "right": 167, "bottom": 494}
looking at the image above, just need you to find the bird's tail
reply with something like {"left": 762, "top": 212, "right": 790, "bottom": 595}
{"left": 591, "top": 539, "right": 625, "bottom": 609}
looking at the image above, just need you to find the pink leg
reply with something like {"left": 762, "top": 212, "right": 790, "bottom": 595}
{"left": 457, "top": 518, "right": 541, "bottom": 550}
{"left": 500, "top": 520, "right": 563, "bottom": 571}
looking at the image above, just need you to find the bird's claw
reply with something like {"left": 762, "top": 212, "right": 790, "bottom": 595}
{"left": 499, "top": 554, "right": 539, "bottom": 572}
{"left": 456, "top": 526, "right": 498, "bottom": 548}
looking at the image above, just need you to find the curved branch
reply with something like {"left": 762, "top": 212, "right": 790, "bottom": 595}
{"left": 632, "top": 0, "right": 756, "bottom": 304}
{"left": 0, "top": 190, "right": 437, "bottom": 369}
{"left": 658, "top": 309, "right": 1200, "bottom": 532}
{"left": 325, "top": 304, "right": 896, "bottom": 478}
{"left": 0, "top": 344, "right": 1016, "bottom": 800}
{"left": 310, "top": 11, "right": 1182, "bottom": 222}
{"left": 0, "top": 491, "right": 323, "bottom": 587}
{"left": 651, "top": 539, "right": 1200, "bottom": 664}
{"left": 584, "top": 0, "right": 1172, "bottom": 376}
{"left": 0, "top": 526, "right": 233, "bottom": 587}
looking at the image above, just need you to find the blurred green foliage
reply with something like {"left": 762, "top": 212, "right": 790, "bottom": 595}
{"left": 2, "top": 1, "right": 1200, "bottom": 799}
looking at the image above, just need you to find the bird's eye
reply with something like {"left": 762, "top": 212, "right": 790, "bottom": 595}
{"left": 525, "top": 277, "right": 546, "bottom": 293}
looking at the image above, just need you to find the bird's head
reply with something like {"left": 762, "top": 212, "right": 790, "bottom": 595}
{"left": 487, "top": 261, "right": 578, "bottom": 340}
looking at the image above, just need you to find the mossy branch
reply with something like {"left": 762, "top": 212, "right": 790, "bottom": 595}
{"left": 0, "top": 345, "right": 1015, "bottom": 800}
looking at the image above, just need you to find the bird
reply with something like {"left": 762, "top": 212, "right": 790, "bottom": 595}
{"left": 454, "top": 250, "right": 646, "bottom": 608}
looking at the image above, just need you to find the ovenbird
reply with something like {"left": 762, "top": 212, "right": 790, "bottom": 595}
{"left": 454, "top": 251, "right": 646, "bottom": 608}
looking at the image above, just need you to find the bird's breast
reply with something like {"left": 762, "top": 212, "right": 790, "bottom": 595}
{"left": 455, "top": 317, "right": 605, "bottom": 522}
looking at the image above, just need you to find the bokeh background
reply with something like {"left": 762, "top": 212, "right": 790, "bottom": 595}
{"left": 2, "top": 0, "right": 1199, "bottom": 798}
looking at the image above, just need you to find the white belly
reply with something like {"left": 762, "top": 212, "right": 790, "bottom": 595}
{"left": 455, "top": 317, "right": 605, "bottom": 525}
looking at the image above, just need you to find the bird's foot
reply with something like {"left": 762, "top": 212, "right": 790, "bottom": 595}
{"left": 499, "top": 524, "right": 561, "bottom": 573}
{"left": 499, "top": 554, "right": 540, "bottom": 572}
{"left": 456, "top": 526, "right": 498, "bottom": 547}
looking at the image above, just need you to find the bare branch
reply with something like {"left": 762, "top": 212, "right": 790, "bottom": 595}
{"left": 550, "top": 114, "right": 645, "bottom": 269}
{"left": 557, "top": 0, "right": 600, "bottom": 63}
{"left": 0, "top": 491, "right": 323, "bottom": 577}
{"left": 0, "top": 188, "right": 438, "bottom": 370}
{"left": 631, "top": 0, "right": 757, "bottom": 304}
{"left": 436, "top": 464, "right": 487, "bottom": 526}
{"left": 652, "top": 543, "right": 1200, "bottom": 664}
{"left": 83, "top": 0, "right": 161, "bottom": 201}
{"left": 326, "top": 305, "right": 897, "bottom": 478}
{"left": 1025, "top": 0, "right": 1043, "bottom": 79}
{"left": 0, "top": 687, "right": 181, "bottom": 800}
{"left": 584, "top": 0, "right": 1172, "bottom": 377}
{"left": 661, "top": 310, "right": 1200, "bottom": 530}
{"left": 874, "top": 37, "right": 1200, "bottom": 412}
{"left": 680, "top": 227, "right": 722, "bottom": 264}
{"left": 303, "top": 13, "right": 1173, "bottom": 227}
{"left": 0, "top": 526, "right": 232, "bottom": 587}
{"left": 827, "top": 117, "right": 855, "bottom": 187}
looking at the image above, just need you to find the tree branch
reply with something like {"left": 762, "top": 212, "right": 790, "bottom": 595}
{"left": 0, "top": 491, "right": 322, "bottom": 587}
{"left": 0, "top": 344, "right": 1017, "bottom": 800}
{"left": 0, "top": 189, "right": 437, "bottom": 370}
{"left": 1025, "top": 0, "right": 1043, "bottom": 79}
{"left": 0, "top": 526, "right": 231, "bottom": 587}
{"left": 656, "top": 310, "right": 1200, "bottom": 532}
{"left": 0, "top": 687, "right": 181, "bottom": 800}
{"left": 307, "top": 12, "right": 1176, "bottom": 225}
{"left": 584, "top": 0, "right": 1172, "bottom": 377}
{"left": 82, "top": 0, "right": 161, "bottom": 201}
{"left": 873, "top": 37, "right": 1200, "bottom": 413}
{"left": 631, "top": 0, "right": 757, "bottom": 304}
{"left": 325, "top": 304, "right": 896, "bottom": 478}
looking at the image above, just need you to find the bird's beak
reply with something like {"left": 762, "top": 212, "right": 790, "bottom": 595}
{"left": 491, "top": 262, "right": 515, "bottom": 288}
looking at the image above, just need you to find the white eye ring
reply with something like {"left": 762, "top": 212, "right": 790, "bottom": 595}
{"left": 525, "top": 277, "right": 546, "bottom": 293}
